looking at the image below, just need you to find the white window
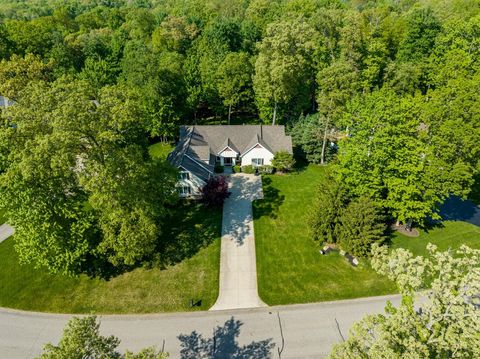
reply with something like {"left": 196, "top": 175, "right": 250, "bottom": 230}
{"left": 178, "top": 172, "right": 190, "bottom": 180}
{"left": 178, "top": 186, "right": 191, "bottom": 195}
{"left": 252, "top": 158, "right": 264, "bottom": 167}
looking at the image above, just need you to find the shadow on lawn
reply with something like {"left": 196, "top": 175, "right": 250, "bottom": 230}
{"left": 253, "top": 177, "right": 284, "bottom": 220}
{"left": 154, "top": 201, "right": 222, "bottom": 269}
{"left": 178, "top": 317, "right": 274, "bottom": 359}
{"left": 82, "top": 201, "right": 221, "bottom": 279}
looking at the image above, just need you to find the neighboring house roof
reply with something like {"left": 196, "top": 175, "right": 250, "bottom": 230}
{"left": 168, "top": 125, "right": 293, "bottom": 179}
{"left": 0, "top": 96, "right": 14, "bottom": 108}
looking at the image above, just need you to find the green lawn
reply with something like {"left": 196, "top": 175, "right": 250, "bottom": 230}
{"left": 148, "top": 142, "right": 174, "bottom": 160}
{"left": 391, "top": 221, "right": 480, "bottom": 255}
{"left": 0, "top": 141, "right": 221, "bottom": 313}
{"left": 253, "top": 165, "right": 480, "bottom": 306}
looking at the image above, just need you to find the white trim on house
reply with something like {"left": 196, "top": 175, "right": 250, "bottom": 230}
{"left": 241, "top": 144, "right": 275, "bottom": 166}
{"left": 240, "top": 142, "right": 273, "bottom": 158}
{"left": 218, "top": 146, "right": 239, "bottom": 156}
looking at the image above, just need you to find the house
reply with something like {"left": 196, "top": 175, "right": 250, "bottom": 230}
{"left": 168, "top": 125, "right": 293, "bottom": 197}
{"left": 0, "top": 96, "right": 14, "bottom": 109}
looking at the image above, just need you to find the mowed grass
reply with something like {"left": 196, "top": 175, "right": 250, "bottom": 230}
{"left": 391, "top": 220, "right": 480, "bottom": 255}
{"left": 253, "top": 165, "right": 480, "bottom": 306}
{"left": 148, "top": 142, "right": 174, "bottom": 160}
{"left": 0, "top": 202, "right": 221, "bottom": 313}
{"left": 0, "top": 142, "right": 221, "bottom": 314}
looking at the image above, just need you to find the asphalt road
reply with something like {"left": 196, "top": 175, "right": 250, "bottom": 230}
{"left": 0, "top": 294, "right": 401, "bottom": 359}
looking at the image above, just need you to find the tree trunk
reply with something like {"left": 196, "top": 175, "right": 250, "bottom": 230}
{"left": 273, "top": 101, "right": 278, "bottom": 126}
{"left": 228, "top": 104, "right": 232, "bottom": 125}
{"left": 320, "top": 117, "right": 330, "bottom": 165}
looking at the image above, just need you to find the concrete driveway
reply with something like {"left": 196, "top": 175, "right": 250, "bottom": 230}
{"left": 0, "top": 294, "right": 401, "bottom": 359}
{"left": 0, "top": 224, "right": 14, "bottom": 243}
{"left": 210, "top": 173, "right": 266, "bottom": 311}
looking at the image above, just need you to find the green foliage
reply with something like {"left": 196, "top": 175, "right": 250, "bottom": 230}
{"left": 214, "top": 164, "right": 224, "bottom": 173}
{"left": 242, "top": 165, "right": 255, "bottom": 174}
{"left": 39, "top": 316, "right": 120, "bottom": 359}
{"left": 0, "top": 53, "right": 52, "bottom": 99}
{"left": 216, "top": 52, "right": 253, "bottom": 122}
{"left": 337, "top": 196, "right": 386, "bottom": 257}
{"left": 232, "top": 164, "right": 241, "bottom": 173}
{"left": 39, "top": 315, "right": 169, "bottom": 359}
{"left": 290, "top": 113, "right": 336, "bottom": 164}
{"left": 257, "top": 165, "right": 274, "bottom": 174}
{"left": 338, "top": 88, "right": 476, "bottom": 227}
{"left": 271, "top": 151, "right": 295, "bottom": 172}
{"left": 309, "top": 172, "right": 348, "bottom": 244}
{"left": 397, "top": 8, "right": 442, "bottom": 62}
{"left": 254, "top": 19, "right": 317, "bottom": 124}
{"left": 0, "top": 79, "right": 176, "bottom": 273}
{"left": 330, "top": 244, "right": 480, "bottom": 358}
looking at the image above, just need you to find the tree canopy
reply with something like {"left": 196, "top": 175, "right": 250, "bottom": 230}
{"left": 329, "top": 244, "right": 480, "bottom": 358}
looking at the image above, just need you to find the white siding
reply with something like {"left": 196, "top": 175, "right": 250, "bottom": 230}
{"left": 241, "top": 146, "right": 274, "bottom": 166}
{"left": 219, "top": 149, "right": 237, "bottom": 158}
{"left": 177, "top": 170, "right": 205, "bottom": 197}
{"left": 219, "top": 148, "right": 238, "bottom": 166}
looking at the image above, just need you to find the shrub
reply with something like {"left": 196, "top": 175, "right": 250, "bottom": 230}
{"left": 272, "top": 151, "right": 295, "bottom": 172}
{"left": 201, "top": 176, "right": 231, "bottom": 207}
{"left": 337, "top": 196, "right": 386, "bottom": 257}
{"left": 214, "top": 164, "right": 224, "bottom": 173}
{"left": 258, "top": 165, "right": 274, "bottom": 174}
{"left": 309, "top": 173, "right": 348, "bottom": 244}
{"left": 232, "top": 165, "right": 241, "bottom": 173}
{"left": 242, "top": 165, "right": 255, "bottom": 174}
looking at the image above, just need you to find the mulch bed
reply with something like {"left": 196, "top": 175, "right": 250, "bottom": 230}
{"left": 391, "top": 224, "right": 420, "bottom": 237}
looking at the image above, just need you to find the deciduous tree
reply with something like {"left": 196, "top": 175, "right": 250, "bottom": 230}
{"left": 329, "top": 244, "right": 480, "bottom": 358}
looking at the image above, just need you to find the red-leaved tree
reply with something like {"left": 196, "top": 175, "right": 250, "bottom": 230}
{"left": 201, "top": 176, "right": 231, "bottom": 207}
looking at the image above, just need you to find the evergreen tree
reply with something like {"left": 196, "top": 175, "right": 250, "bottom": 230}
{"left": 337, "top": 196, "right": 386, "bottom": 257}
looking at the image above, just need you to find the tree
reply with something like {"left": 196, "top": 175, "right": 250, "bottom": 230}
{"left": 290, "top": 113, "right": 336, "bottom": 164}
{"left": 337, "top": 196, "right": 386, "bottom": 257}
{"left": 254, "top": 20, "right": 317, "bottom": 124}
{"left": 271, "top": 151, "right": 295, "bottom": 172}
{"left": 201, "top": 176, "right": 231, "bottom": 207}
{"left": 39, "top": 316, "right": 169, "bottom": 359}
{"left": 329, "top": 244, "right": 480, "bottom": 358}
{"left": 216, "top": 52, "right": 253, "bottom": 124}
{"left": 152, "top": 16, "right": 198, "bottom": 54}
{"left": 338, "top": 88, "right": 475, "bottom": 228}
{"left": 0, "top": 22, "right": 12, "bottom": 60}
{"left": 309, "top": 173, "right": 348, "bottom": 244}
{"left": 316, "top": 59, "right": 360, "bottom": 165}
{"left": 0, "top": 54, "right": 52, "bottom": 99}
{"left": 0, "top": 79, "right": 176, "bottom": 273}
{"left": 397, "top": 8, "right": 442, "bottom": 62}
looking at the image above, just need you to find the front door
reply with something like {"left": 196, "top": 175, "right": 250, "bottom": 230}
{"left": 224, "top": 157, "right": 232, "bottom": 166}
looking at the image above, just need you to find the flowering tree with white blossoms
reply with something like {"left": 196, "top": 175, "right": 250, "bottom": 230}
{"left": 329, "top": 243, "right": 480, "bottom": 358}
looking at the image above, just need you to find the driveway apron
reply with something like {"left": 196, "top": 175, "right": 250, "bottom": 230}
{"left": 210, "top": 173, "right": 267, "bottom": 310}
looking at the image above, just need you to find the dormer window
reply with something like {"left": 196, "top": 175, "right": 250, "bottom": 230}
{"left": 178, "top": 172, "right": 190, "bottom": 180}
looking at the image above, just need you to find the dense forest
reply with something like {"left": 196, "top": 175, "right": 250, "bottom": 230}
{"left": 0, "top": 0, "right": 479, "bottom": 274}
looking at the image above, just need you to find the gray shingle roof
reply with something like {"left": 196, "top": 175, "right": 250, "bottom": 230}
{"left": 191, "top": 125, "right": 292, "bottom": 155}
{"left": 168, "top": 125, "right": 293, "bottom": 179}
